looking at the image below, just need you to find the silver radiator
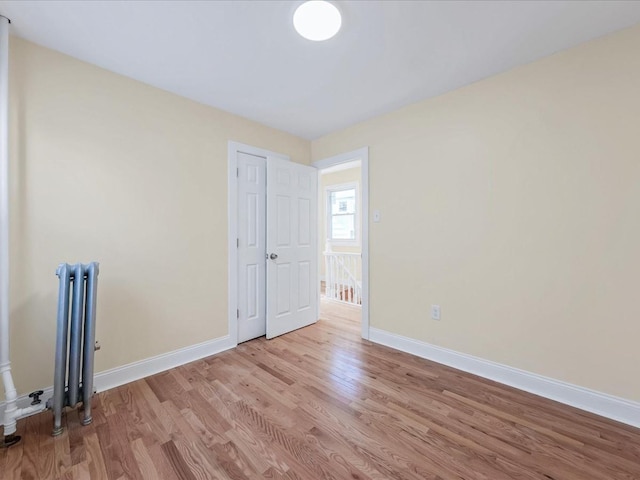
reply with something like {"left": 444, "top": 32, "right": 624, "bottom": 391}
{"left": 50, "top": 262, "right": 99, "bottom": 436}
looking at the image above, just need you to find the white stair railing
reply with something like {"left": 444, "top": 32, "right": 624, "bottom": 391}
{"left": 323, "top": 248, "right": 362, "bottom": 305}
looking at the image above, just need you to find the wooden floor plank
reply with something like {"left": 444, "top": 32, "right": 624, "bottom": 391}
{"left": 2, "top": 298, "right": 639, "bottom": 479}
{"left": 160, "top": 440, "right": 197, "bottom": 480}
{"left": 19, "top": 414, "right": 40, "bottom": 480}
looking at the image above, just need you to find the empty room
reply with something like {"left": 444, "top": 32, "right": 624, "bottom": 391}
{"left": 1, "top": 1, "right": 639, "bottom": 479}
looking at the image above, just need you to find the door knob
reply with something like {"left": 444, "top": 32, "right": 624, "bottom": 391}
{"left": 270, "top": 253, "right": 278, "bottom": 260}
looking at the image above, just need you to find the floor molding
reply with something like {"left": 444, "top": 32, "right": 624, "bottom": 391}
{"left": 1, "top": 334, "right": 235, "bottom": 426}
{"left": 369, "top": 327, "right": 640, "bottom": 428}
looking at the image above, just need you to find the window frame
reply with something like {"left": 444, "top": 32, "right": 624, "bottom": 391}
{"left": 325, "top": 182, "right": 359, "bottom": 246}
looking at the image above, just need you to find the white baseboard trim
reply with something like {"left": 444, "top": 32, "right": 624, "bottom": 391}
{"left": 369, "top": 327, "right": 640, "bottom": 428}
{"left": 1, "top": 334, "right": 235, "bottom": 426}
{"left": 94, "top": 335, "right": 234, "bottom": 393}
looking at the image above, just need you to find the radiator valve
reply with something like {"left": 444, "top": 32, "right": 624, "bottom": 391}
{"left": 28, "top": 390, "right": 44, "bottom": 405}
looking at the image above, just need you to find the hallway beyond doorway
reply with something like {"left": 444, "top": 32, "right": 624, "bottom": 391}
{"left": 320, "top": 291, "right": 361, "bottom": 327}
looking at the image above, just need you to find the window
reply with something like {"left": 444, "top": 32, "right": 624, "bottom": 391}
{"left": 327, "top": 184, "right": 357, "bottom": 243}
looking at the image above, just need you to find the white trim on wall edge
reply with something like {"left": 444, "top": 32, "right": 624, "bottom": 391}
{"left": 369, "top": 327, "right": 640, "bottom": 428}
{"left": 0, "top": 334, "right": 234, "bottom": 426}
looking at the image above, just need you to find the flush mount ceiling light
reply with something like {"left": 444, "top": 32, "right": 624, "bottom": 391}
{"left": 293, "top": 1, "right": 342, "bottom": 41}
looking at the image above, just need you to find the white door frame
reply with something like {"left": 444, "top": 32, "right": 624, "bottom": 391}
{"left": 313, "top": 147, "right": 370, "bottom": 340}
{"left": 228, "top": 141, "right": 290, "bottom": 346}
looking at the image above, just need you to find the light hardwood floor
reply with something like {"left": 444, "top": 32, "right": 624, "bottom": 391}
{"left": 2, "top": 299, "right": 639, "bottom": 479}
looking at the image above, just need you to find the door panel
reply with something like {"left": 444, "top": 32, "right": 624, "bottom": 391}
{"left": 298, "top": 262, "right": 310, "bottom": 308}
{"left": 237, "top": 152, "right": 267, "bottom": 343}
{"left": 266, "top": 157, "right": 318, "bottom": 339}
{"left": 276, "top": 195, "right": 291, "bottom": 246}
{"left": 298, "top": 198, "right": 311, "bottom": 245}
{"left": 247, "top": 264, "right": 258, "bottom": 318}
{"left": 276, "top": 263, "right": 291, "bottom": 315}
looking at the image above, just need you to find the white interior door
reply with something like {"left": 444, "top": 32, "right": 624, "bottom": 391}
{"left": 266, "top": 157, "right": 318, "bottom": 339}
{"left": 237, "top": 152, "right": 267, "bottom": 343}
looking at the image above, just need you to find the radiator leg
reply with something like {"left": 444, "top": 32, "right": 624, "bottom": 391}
{"left": 53, "top": 264, "right": 71, "bottom": 436}
{"left": 81, "top": 263, "right": 99, "bottom": 426}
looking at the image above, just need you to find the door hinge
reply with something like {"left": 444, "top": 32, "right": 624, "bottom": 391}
{"left": 237, "top": 309, "right": 239, "bottom": 319}
{"left": 237, "top": 238, "right": 239, "bottom": 248}
{"left": 236, "top": 167, "right": 239, "bottom": 177}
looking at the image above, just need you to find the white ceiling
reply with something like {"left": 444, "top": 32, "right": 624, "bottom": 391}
{"left": 1, "top": 1, "right": 640, "bottom": 140}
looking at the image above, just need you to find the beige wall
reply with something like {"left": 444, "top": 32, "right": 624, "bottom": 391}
{"left": 319, "top": 166, "right": 362, "bottom": 279}
{"left": 313, "top": 25, "right": 640, "bottom": 402}
{"left": 6, "top": 23, "right": 640, "bottom": 405}
{"left": 5, "top": 38, "right": 310, "bottom": 399}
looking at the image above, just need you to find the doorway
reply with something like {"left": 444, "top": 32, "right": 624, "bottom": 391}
{"left": 313, "top": 148, "right": 370, "bottom": 339}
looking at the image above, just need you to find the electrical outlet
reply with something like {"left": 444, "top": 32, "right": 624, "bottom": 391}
{"left": 431, "top": 304, "right": 441, "bottom": 321}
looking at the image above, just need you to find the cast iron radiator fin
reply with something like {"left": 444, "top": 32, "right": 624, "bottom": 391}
{"left": 48, "top": 262, "right": 99, "bottom": 436}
